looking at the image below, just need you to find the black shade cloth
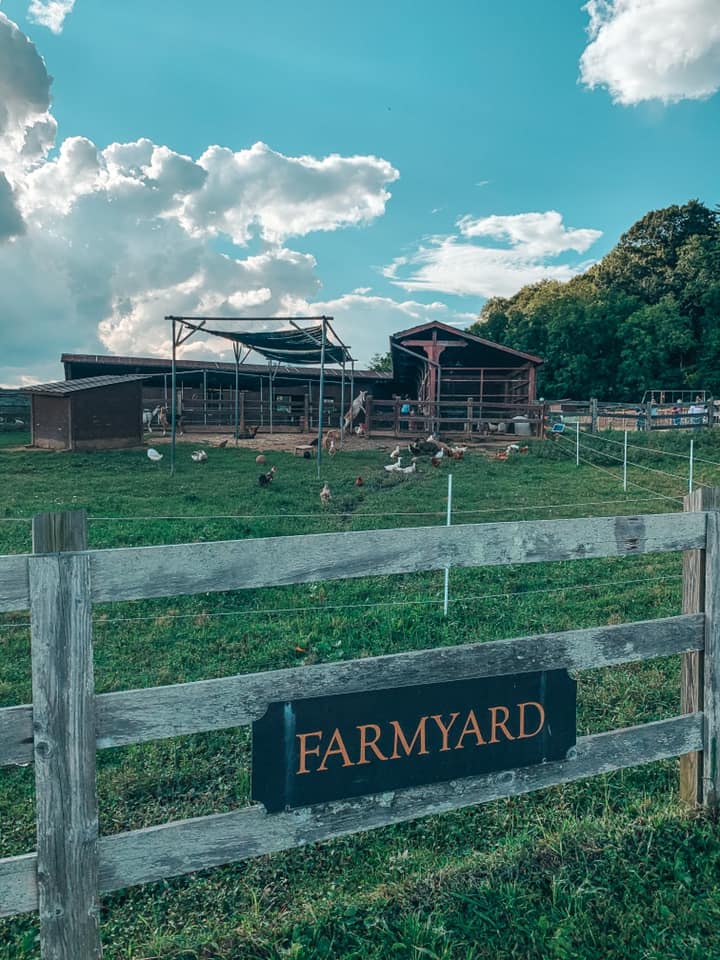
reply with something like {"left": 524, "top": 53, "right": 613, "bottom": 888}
{"left": 180, "top": 321, "right": 349, "bottom": 364}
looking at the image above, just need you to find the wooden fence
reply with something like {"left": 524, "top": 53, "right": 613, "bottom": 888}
{"left": 1, "top": 491, "right": 719, "bottom": 958}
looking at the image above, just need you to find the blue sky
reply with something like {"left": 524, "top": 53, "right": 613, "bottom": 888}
{"left": 1, "top": 0, "right": 719, "bottom": 383}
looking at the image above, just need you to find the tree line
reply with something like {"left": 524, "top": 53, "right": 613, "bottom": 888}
{"left": 469, "top": 200, "right": 720, "bottom": 400}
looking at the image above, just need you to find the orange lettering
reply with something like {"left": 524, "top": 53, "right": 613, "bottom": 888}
{"left": 357, "top": 723, "right": 388, "bottom": 764}
{"left": 317, "top": 728, "right": 354, "bottom": 771}
{"left": 489, "top": 705, "right": 515, "bottom": 743}
{"left": 389, "top": 717, "right": 429, "bottom": 759}
{"left": 454, "top": 709, "right": 486, "bottom": 749}
{"left": 518, "top": 701, "right": 545, "bottom": 739}
{"left": 296, "top": 730, "right": 323, "bottom": 774}
{"left": 430, "top": 712, "right": 460, "bottom": 751}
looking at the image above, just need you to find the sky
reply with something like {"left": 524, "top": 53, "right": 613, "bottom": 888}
{"left": 1, "top": 0, "right": 719, "bottom": 385}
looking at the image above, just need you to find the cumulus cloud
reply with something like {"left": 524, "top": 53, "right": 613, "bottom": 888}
{"left": 385, "top": 211, "right": 602, "bottom": 298}
{"left": 0, "top": 13, "right": 404, "bottom": 384}
{"left": 28, "top": 0, "right": 76, "bottom": 34}
{"left": 580, "top": 0, "right": 720, "bottom": 105}
{"left": 0, "top": 13, "right": 56, "bottom": 174}
{"left": 0, "top": 173, "right": 25, "bottom": 240}
{"left": 302, "top": 293, "right": 475, "bottom": 365}
{"left": 181, "top": 142, "right": 399, "bottom": 245}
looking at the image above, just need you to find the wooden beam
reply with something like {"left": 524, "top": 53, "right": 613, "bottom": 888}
{"left": 88, "top": 512, "right": 706, "bottom": 604}
{"left": 1, "top": 613, "right": 704, "bottom": 765}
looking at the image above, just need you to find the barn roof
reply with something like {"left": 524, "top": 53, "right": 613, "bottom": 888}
{"left": 21, "top": 375, "right": 149, "bottom": 396}
{"left": 60, "top": 353, "right": 392, "bottom": 381}
{"left": 390, "top": 321, "right": 544, "bottom": 365}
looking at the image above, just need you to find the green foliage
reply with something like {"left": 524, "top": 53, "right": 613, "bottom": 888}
{"left": 2, "top": 439, "right": 720, "bottom": 958}
{"left": 368, "top": 351, "right": 392, "bottom": 372}
{"left": 471, "top": 200, "right": 720, "bottom": 400}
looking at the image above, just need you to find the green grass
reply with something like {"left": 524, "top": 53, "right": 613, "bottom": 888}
{"left": 1, "top": 432, "right": 720, "bottom": 959}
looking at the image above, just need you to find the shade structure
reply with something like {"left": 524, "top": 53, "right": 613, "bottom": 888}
{"left": 176, "top": 320, "right": 351, "bottom": 365}
{"left": 167, "top": 316, "right": 352, "bottom": 477}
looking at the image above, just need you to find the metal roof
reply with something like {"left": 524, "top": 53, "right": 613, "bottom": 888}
{"left": 61, "top": 354, "right": 392, "bottom": 380}
{"left": 21, "top": 375, "right": 149, "bottom": 396}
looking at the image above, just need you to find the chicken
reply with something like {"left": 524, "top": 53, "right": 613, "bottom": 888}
{"left": 147, "top": 448, "right": 163, "bottom": 462}
{"left": 320, "top": 482, "right": 332, "bottom": 504}
{"left": 216, "top": 438, "right": 229, "bottom": 448}
{"left": 191, "top": 450, "right": 208, "bottom": 462}
{"left": 249, "top": 425, "right": 260, "bottom": 438}
{"left": 449, "top": 445, "right": 467, "bottom": 460}
{"left": 384, "top": 458, "right": 403, "bottom": 472}
{"left": 389, "top": 444, "right": 401, "bottom": 460}
{"left": 258, "top": 466, "right": 276, "bottom": 486}
{"left": 398, "top": 457, "right": 418, "bottom": 475}
{"left": 328, "top": 438, "right": 337, "bottom": 456}
{"left": 431, "top": 456, "right": 442, "bottom": 468}
{"left": 355, "top": 475, "right": 364, "bottom": 486}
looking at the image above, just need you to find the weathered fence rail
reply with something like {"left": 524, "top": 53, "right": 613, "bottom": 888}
{"left": 0, "top": 496, "right": 718, "bottom": 958}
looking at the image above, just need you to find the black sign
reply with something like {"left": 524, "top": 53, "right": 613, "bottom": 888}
{"left": 252, "top": 670, "right": 576, "bottom": 812}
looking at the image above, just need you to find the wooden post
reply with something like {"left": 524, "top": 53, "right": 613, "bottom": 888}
{"left": 365, "top": 397, "right": 373, "bottom": 437}
{"left": 30, "top": 510, "right": 102, "bottom": 959}
{"left": 465, "top": 397, "right": 472, "bottom": 435}
{"left": 681, "top": 487, "right": 720, "bottom": 809}
{"left": 590, "top": 398, "right": 598, "bottom": 434}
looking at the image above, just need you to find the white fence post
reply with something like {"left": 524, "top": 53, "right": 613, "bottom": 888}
{"left": 689, "top": 438, "right": 694, "bottom": 493}
{"left": 623, "top": 430, "right": 628, "bottom": 492}
{"left": 443, "top": 473, "right": 453, "bottom": 616}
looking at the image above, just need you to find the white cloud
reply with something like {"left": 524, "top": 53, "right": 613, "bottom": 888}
{"left": 0, "top": 13, "right": 55, "bottom": 175}
{"left": 303, "top": 293, "right": 475, "bottom": 366}
{"left": 458, "top": 211, "right": 601, "bottom": 257}
{"left": 181, "top": 142, "right": 399, "bottom": 245}
{"left": 0, "top": 13, "right": 403, "bottom": 385}
{"left": 385, "top": 211, "right": 602, "bottom": 298}
{"left": 580, "top": 0, "right": 720, "bottom": 104}
{"left": 27, "top": 0, "right": 76, "bottom": 34}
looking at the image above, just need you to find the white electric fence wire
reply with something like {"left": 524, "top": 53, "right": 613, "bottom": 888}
{"left": 82, "top": 497, "right": 675, "bottom": 523}
{"left": 77, "top": 573, "right": 681, "bottom": 628}
{"left": 579, "top": 440, "right": 692, "bottom": 485}
{"left": 554, "top": 434, "right": 684, "bottom": 504}
{"left": 588, "top": 431, "right": 720, "bottom": 469}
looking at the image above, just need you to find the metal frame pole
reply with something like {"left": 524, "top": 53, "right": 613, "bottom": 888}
{"left": 340, "top": 361, "right": 346, "bottom": 445}
{"left": 171, "top": 318, "right": 177, "bottom": 475}
{"left": 234, "top": 343, "right": 240, "bottom": 444}
{"left": 317, "top": 318, "right": 327, "bottom": 477}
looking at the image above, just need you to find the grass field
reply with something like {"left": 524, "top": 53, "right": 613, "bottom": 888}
{"left": 2, "top": 430, "right": 720, "bottom": 959}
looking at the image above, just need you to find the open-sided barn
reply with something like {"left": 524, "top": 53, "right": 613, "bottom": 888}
{"left": 60, "top": 321, "right": 544, "bottom": 438}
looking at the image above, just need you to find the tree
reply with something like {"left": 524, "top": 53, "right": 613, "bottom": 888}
{"left": 368, "top": 352, "right": 392, "bottom": 372}
{"left": 470, "top": 200, "right": 720, "bottom": 399}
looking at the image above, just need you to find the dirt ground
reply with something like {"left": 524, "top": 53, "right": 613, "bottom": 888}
{"left": 149, "top": 430, "right": 507, "bottom": 454}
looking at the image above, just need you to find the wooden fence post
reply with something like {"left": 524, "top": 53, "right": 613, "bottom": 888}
{"left": 681, "top": 487, "right": 720, "bottom": 809}
{"left": 30, "top": 510, "right": 102, "bottom": 959}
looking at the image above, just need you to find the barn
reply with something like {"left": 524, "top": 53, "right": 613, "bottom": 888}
{"left": 59, "top": 321, "right": 545, "bottom": 439}
{"left": 22, "top": 375, "right": 147, "bottom": 451}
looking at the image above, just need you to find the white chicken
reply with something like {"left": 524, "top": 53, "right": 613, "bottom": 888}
{"left": 398, "top": 458, "right": 418, "bottom": 475}
{"left": 320, "top": 482, "right": 332, "bottom": 504}
{"left": 191, "top": 450, "right": 208, "bottom": 462}
{"left": 147, "top": 448, "right": 163, "bottom": 462}
{"left": 389, "top": 444, "right": 401, "bottom": 460}
{"left": 384, "top": 458, "right": 403, "bottom": 472}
